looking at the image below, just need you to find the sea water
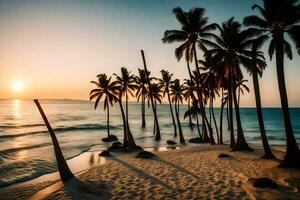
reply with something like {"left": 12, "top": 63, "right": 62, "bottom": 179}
{"left": 0, "top": 99, "right": 299, "bottom": 188}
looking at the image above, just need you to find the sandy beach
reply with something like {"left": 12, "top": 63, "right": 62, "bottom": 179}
{"left": 1, "top": 144, "right": 300, "bottom": 200}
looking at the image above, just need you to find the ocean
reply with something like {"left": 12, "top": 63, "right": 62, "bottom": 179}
{"left": 0, "top": 99, "right": 299, "bottom": 188}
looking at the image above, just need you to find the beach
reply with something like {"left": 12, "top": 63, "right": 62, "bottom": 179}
{"left": 1, "top": 144, "right": 300, "bottom": 200}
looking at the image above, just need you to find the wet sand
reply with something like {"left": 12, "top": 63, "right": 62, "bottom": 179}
{"left": 1, "top": 145, "right": 300, "bottom": 200}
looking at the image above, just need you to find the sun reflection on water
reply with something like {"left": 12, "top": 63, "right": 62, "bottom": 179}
{"left": 12, "top": 99, "right": 21, "bottom": 119}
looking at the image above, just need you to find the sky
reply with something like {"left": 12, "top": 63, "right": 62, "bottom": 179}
{"left": 0, "top": 0, "right": 299, "bottom": 107}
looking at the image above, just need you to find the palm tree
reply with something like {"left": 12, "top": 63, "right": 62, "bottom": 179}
{"left": 34, "top": 100, "right": 74, "bottom": 182}
{"left": 184, "top": 99, "right": 202, "bottom": 140}
{"left": 162, "top": 7, "right": 217, "bottom": 143}
{"left": 244, "top": 0, "right": 300, "bottom": 167}
{"left": 135, "top": 69, "right": 149, "bottom": 128}
{"left": 141, "top": 50, "right": 161, "bottom": 141}
{"left": 243, "top": 37, "right": 276, "bottom": 159}
{"left": 90, "top": 74, "right": 118, "bottom": 141}
{"left": 146, "top": 83, "right": 163, "bottom": 135}
{"left": 159, "top": 70, "right": 177, "bottom": 137}
{"left": 183, "top": 79, "right": 195, "bottom": 131}
{"left": 236, "top": 79, "right": 250, "bottom": 107}
{"left": 114, "top": 67, "right": 137, "bottom": 147}
{"left": 209, "top": 18, "right": 254, "bottom": 151}
{"left": 170, "top": 79, "right": 185, "bottom": 144}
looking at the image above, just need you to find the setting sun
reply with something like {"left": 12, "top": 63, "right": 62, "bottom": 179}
{"left": 12, "top": 81, "right": 24, "bottom": 92}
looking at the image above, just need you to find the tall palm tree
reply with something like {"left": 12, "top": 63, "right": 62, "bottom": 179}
{"left": 184, "top": 99, "right": 202, "bottom": 140}
{"left": 114, "top": 67, "right": 137, "bottom": 147}
{"left": 90, "top": 74, "right": 118, "bottom": 140}
{"left": 141, "top": 50, "right": 161, "bottom": 141}
{"left": 170, "top": 79, "right": 185, "bottom": 144}
{"left": 135, "top": 69, "right": 149, "bottom": 128}
{"left": 162, "top": 7, "right": 217, "bottom": 143}
{"left": 159, "top": 70, "right": 177, "bottom": 137}
{"left": 244, "top": 0, "right": 300, "bottom": 167}
{"left": 242, "top": 37, "right": 276, "bottom": 159}
{"left": 209, "top": 18, "right": 254, "bottom": 151}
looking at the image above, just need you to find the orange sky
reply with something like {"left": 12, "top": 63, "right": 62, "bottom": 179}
{"left": 0, "top": 0, "right": 299, "bottom": 107}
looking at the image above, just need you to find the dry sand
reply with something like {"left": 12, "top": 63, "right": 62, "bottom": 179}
{"left": 1, "top": 145, "right": 300, "bottom": 200}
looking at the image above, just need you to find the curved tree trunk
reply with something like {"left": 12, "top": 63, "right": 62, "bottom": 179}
{"left": 142, "top": 93, "right": 146, "bottom": 128}
{"left": 167, "top": 91, "right": 177, "bottom": 137}
{"left": 196, "top": 111, "right": 202, "bottom": 139}
{"left": 211, "top": 99, "right": 219, "bottom": 144}
{"left": 34, "top": 99, "right": 74, "bottom": 182}
{"left": 153, "top": 100, "right": 157, "bottom": 135}
{"left": 193, "top": 44, "right": 214, "bottom": 144}
{"left": 219, "top": 88, "right": 224, "bottom": 144}
{"left": 252, "top": 58, "right": 275, "bottom": 159}
{"left": 118, "top": 99, "right": 128, "bottom": 147}
{"left": 175, "top": 101, "right": 185, "bottom": 143}
{"left": 188, "top": 97, "right": 193, "bottom": 130}
{"left": 126, "top": 91, "right": 136, "bottom": 146}
{"left": 141, "top": 50, "right": 161, "bottom": 141}
{"left": 232, "top": 76, "right": 253, "bottom": 151}
{"left": 107, "top": 103, "right": 110, "bottom": 138}
{"left": 275, "top": 36, "right": 300, "bottom": 168}
{"left": 228, "top": 74, "right": 235, "bottom": 148}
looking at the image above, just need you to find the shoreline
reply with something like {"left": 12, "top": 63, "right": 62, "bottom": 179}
{"left": 1, "top": 144, "right": 300, "bottom": 199}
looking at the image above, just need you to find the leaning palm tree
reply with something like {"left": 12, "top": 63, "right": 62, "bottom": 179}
{"left": 244, "top": 0, "right": 300, "bottom": 167}
{"left": 141, "top": 50, "right": 161, "bottom": 141}
{"left": 162, "top": 7, "right": 217, "bottom": 142}
{"left": 114, "top": 67, "right": 137, "bottom": 147}
{"left": 209, "top": 18, "right": 254, "bottom": 151}
{"left": 159, "top": 70, "right": 177, "bottom": 137}
{"left": 34, "top": 100, "right": 74, "bottom": 182}
{"left": 90, "top": 74, "right": 118, "bottom": 141}
{"left": 170, "top": 79, "right": 185, "bottom": 144}
{"left": 135, "top": 69, "right": 149, "bottom": 128}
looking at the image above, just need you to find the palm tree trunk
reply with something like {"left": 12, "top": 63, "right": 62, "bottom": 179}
{"left": 107, "top": 102, "right": 110, "bottom": 138}
{"left": 175, "top": 101, "right": 185, "bottom": 143}
{"left": 167, "top": 91, "right": 177, "bottom": 137}
{"left": 226, "top": 99, "right": 230, "bottom": 131}
{"left": 196, "top": 111, "right": 202, "bottom": 139}
{"left": 34, "top": 99, "right": 74, "bottom": 182}
{"left": 275, "top": 36, "right": 300, "bottom": 168}
{"left": 219, "top": 88, "right": 224, "bottom": 144}
{"left": 228, "top": 73, "right": 235, "bottom": 148}
{"left": 232, "top": 74, "right": 252, "bottom": 151}
{"left": 252, "top": 58, "right": 275, "bottom": 159}
{"left": 153, "top": 100, "right": 157, "bottom": 135}
{"left": 142, "top": 93, "right": 146, "bottom": 128}
{"left": 126, "top": 91, "right": 136, "bottom": 146}
{"left": 211, "top": 99, "right": 219, "bottom": 144}
{"left": 141, "top": 50, "right": 161, "bottom": 141}
{"left": 188, "top": 97, "right": 193, "bottom": 130}
{"left": 118, "top": 98, "right": 128, "bottom": 147}
{"left": 193, "top": 44, "right": 215, "bottom": 145}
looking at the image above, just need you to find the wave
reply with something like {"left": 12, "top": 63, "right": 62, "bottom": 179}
{"left": 0, "top": 123, "right": 45, "bottom": 129}
{"left": 250, "top": 135, "right": 287, "bottom": 141}
{"left": 0, "top": 143, "right": 52, "bottom": 156}
{"left": 0, "top": 123, "right": 121, "bottom": 139}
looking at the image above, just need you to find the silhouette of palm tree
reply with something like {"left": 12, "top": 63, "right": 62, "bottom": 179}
{"left": 90, "top": 74, "right": 118, "bottom": 140}
{"left": 244, "top": 0, "right": 300, "bottom": 167}
{"left": 170, "top": 79, "right": 186, "bottom": 144}
{"left": 135, "top": 69, "right": 149, "bottom": 128}
{"left": 183, "top": 78, "right": 195, "bottom": 131}
{"left": 208, "top": 17, "right": 254, "bottom": 151}
{"left": 159, "top": 70, "right": 177, "bottom": 137}
{"left": 114, "top": 67, "right": 137, "bottom": 147}
{"left": 184, "top": 99, "right": 202, "bottom": 140}
{"left": 162, "top": 7, "right": 217, "bottom": 143}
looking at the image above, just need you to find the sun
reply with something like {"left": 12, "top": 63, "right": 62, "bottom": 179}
{"left": 12, "top": 81, "right": 24, "bottom": 92}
